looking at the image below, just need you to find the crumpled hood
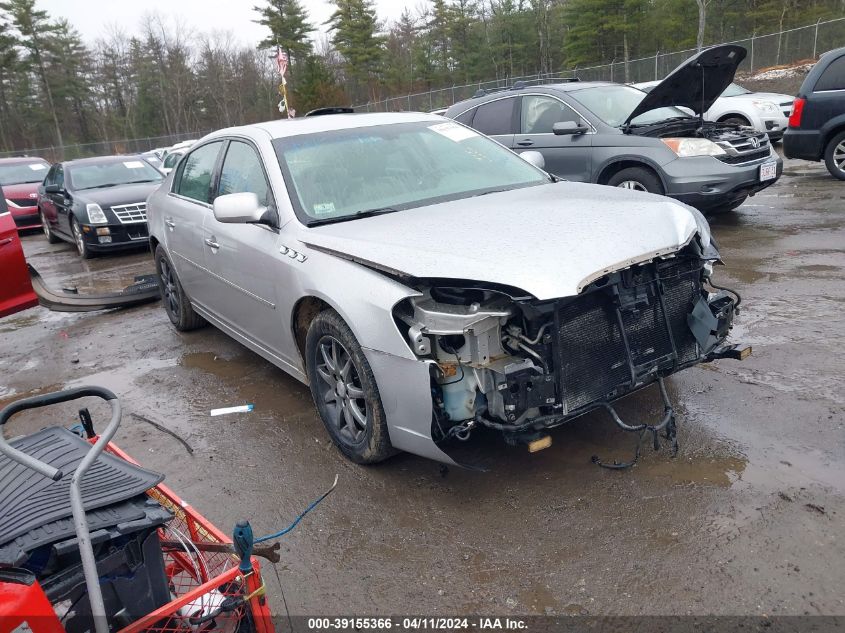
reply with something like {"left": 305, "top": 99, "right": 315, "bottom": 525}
{"left": 625, "top": 44, "right": 747, "bottom": 126}
{"left": 301, "top": 182, "right": 701, "bottom": 301}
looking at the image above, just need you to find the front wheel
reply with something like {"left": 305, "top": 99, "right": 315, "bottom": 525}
{"left": 823, "top": 131, "right": 845, "bottom": 181}
{"left": 71, "top": 216, "right": 93, "bottom": 259}
{"left": 154, "top": 245, "right": 206, "bottom": 331}
{"left": 40, "top": 209, "right": 59, "bottom": 244}
{"left": 305, "top": 309, "right": 394, "bottom": 464}
{"left": 607, "top": 167, "right": 664, "bottom": 195}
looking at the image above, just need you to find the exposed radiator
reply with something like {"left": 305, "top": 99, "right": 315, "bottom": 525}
{"left": 555, "top": 258, "right": 702, "bottom": 414}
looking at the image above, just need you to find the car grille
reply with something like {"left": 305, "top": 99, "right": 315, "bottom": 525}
{"left": 780, "top": 101, "right": 793, "bottom": 117}
{"left": 110, "top": 202, "right": 147, "bottom": 224}
{"left": 715, "top": 132, "right": 771, "bottom": 165}
{"left": 717, "top": 148, "right": 771, "bottom": 164}
{"left": 8, "top": 198, "right": 35, "bottom": 207}
{"left": 554, "top": 258, "right": 702, "bottom": 414}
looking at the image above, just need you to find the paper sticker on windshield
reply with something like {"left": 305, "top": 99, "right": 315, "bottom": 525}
{"left": 313, "top": 202, "right": 335, "bottom": 216}
{"left": 28, "top": 164, "right": 47, "bottom": 171}
{"left": 123, "top": 160, "right": 145, "bottom": 169}
{"left": 429, "top": 122, "right": 477, "bottom": 143}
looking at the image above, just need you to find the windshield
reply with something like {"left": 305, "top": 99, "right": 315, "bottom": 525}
{"left": 273, "top": 121, "right": 549, "bottom": 225}
{"left": 0, "top": 160, "right": 49, "bottom": 186}
{"left": 722, "top": 83, "right": 751, "bottom": 97}
{"left": 68, "top": 159, "right": 163, "bottom": 190}
{"left": 571, "top": 85, "right": 692, "bottom": 127}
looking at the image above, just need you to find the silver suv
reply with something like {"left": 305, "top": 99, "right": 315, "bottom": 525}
{"left": 147, "top": 111, "right": 746, "bottom": 466}
{"left": 445, "top": 45, "right": 782, "bottom": 213}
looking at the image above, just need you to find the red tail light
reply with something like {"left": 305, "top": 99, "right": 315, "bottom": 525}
{"left": 788, "top": 97, "right": 805, "bottom": 128}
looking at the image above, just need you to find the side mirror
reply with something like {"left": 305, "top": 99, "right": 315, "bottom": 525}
{"left": 553, "top": 120, "right": 588, "bottom": 136}
{"left": 45, "top": 184, "right": 60, "bottom": 194}
{"left": 213, "top": 192, "right": 267, "bottom": 224}
{"left": 519, "top": 150, "right": 545, "bottom": 170}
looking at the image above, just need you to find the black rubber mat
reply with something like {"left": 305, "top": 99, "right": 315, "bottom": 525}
{"left": 0, "top": 427, "right": 164, "bottom": 547}
{"left": 0, "top": 496, "right": 172, "bottom": 567}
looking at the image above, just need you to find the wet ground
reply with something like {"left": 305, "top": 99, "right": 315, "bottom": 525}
{"left": 1, "top": 156, "right": 843, "bottom": 617}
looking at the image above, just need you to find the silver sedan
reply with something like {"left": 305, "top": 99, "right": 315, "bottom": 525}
{"left": 147, "top": 112, "right": 744, "bottom": 465}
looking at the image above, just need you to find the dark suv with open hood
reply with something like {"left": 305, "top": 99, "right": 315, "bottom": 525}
{"left": 445, "top": 45, "right": 782, "bottom": 213}
{"left": 37, "top": 156, "right": 164, "bottom": 258}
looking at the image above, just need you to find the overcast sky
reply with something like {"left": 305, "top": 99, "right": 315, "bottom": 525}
{"left": 38, "top": 0, "right": 410, "bottom": 46}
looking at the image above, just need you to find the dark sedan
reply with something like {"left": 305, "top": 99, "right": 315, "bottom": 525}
{"left": 38, "top": 156, "right": 163, "bottom": 258}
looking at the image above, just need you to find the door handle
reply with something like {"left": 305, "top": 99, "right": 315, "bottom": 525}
{"left": 205, "top": 238, "right": 220, "bottom": 249}
{"left": 0, "top": 238, "right": 12, "bottom": 248}
{"left": 165, "top": 218, "right": 176, "bottom": 228}
{"left": 517, "top": 140, "right": 534, "bottom": 146}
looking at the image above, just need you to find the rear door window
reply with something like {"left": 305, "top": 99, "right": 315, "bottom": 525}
{"left": 815, "top": 55, "right": 845, "bottom": 91}
{"left": 176, "top": 142, "right": 223, "bottom": 203}
{"left": 471, "top": 98, "right": 517, "bottom": 136}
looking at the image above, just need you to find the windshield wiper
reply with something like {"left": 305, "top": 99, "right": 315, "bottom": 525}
{"left": 307, "top": 206, "right": 400, "bottom": 227}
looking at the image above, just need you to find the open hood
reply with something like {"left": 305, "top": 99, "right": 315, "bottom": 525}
{"left": 300, "top": 183, "right": 704, "bottom": 301}
{"left": 624, "top": 44, "right": 747, "bottom": 127}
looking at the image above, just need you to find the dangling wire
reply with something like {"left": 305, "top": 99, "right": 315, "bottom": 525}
{"left": 254, "top": 475, "right": 339, "bottom": 544}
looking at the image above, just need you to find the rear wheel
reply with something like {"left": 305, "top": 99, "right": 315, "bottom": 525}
{"left": 154, "top": 245, "right": 206, "bottom": 331}
{"left": 40, "top": 209, "right": 59, "bottom": 244}
{"left": 305, "top": 309, "right": 394, "bottom": 464}
{"left": 607, "top": 167, "right": 664, "bottom": 195}
{"left": 71, "top": 217, "right": 93, "bottom": 259}
{"left": 823, "top": 131, "right": 845, "bottom": 181}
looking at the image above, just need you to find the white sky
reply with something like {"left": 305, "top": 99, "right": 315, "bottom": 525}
{"left": 38, "top": 0, "right": 411, "bottom": 46}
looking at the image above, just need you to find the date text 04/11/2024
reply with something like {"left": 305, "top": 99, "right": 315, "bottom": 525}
{"left": 306, "top": 618, "right": 528, "bottom": 630}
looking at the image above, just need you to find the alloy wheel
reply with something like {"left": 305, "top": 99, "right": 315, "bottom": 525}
{"left": 159, "top": 257, "right": 180, "bottom": 319}
{"left": 72, "top": 220, "right": 85, "bottom": 256}
{"left": 315, "top": 335, "right": 368, "bottom": 445}
{"left": 617, "top": 180, "right": 648, "bottom": 192}
{"left": 834, "top": 140, "right": 845, "bottom": 174}
{"left": 41, "top": 212, "right": 51, "bottom": 239}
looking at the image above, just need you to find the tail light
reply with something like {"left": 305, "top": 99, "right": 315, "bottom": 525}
{"left": 788, "top": 98, "right": 805, "bottom": 128}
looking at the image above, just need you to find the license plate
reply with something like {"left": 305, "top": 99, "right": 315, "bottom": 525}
{"left": 759, "top": 162, "right": 778, "bottom": 182}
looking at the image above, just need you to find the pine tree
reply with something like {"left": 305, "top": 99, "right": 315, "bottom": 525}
{"left": 254, "top": 0, "right": 314, "bottom": 69}
{"left": 326, "top": 0, "right": 385, "bottom": 101}
{"left": 0, "top": 0, "right": 64, "bottom": 149}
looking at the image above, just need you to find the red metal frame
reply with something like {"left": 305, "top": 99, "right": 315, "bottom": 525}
{"left": 103, "top": 441, "right": 275, "bottom": 633}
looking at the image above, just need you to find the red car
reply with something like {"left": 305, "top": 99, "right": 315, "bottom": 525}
{"left": 0, "top": 189, "right": 39, "bottom": 317}
{"left": 0, "top": 156, "right": 50, "bottom": 232}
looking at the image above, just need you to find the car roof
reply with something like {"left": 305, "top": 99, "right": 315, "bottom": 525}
{"left": 206, "top": 112, "right": 444, "bottom": 142}
{"left": 0, "top": 156, "right": 49, "bottom": 165}
{"left": 446, "top": 81, "right": 620, "bottom": 111}
{"left": 62, "top": 155, "right": 146, "bottom": 167}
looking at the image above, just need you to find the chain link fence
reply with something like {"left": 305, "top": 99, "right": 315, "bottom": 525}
{"left": 0, "top": 130, "right": 210, "bottom": 163}
{"left": 354, "top": 16, "right": 845, "bottom": 113}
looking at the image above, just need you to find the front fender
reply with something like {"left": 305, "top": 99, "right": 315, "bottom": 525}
{"left": 295, "top": 246, "right": 419, "bottom": 360}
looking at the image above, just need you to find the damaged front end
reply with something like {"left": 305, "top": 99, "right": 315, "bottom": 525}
{"left": 393, "top": 238, "right": 747, "bottom": 461}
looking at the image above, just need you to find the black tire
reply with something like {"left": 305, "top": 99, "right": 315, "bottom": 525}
{"left": 71, "top": 216, "right": 94, "bottom": 259}
{"left": 721, "top": 116, "right": 750, "bottom": 127}
{"left": 305, "top": 309, "right": 394, "bottom": 464}
{"left": 607, "top": 166, "right": 664, "bottom": 195}
{"left": 154, "top": 245, "right": 206, "bottom": 331}
{"left": 40, "top": 208, "right": 59, "bottom": 244}
{"left": 823, "top": 131, "right": 845, "bottom": 181}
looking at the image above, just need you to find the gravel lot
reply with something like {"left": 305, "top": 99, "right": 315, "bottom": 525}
{"left": 1, "top": 153, "right": 843, "bottom": 617}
